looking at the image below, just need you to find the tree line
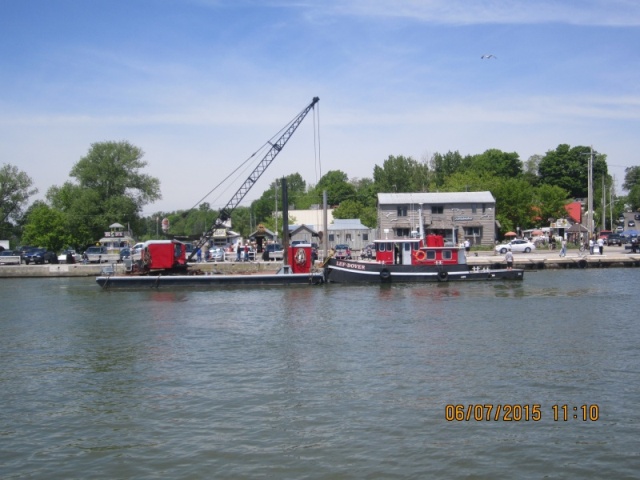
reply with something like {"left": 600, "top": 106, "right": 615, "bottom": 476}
{"left": 1, "top": 140, "right": 638, "bottom": 252}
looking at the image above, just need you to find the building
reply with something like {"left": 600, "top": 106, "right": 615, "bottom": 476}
{"left": 327, "top": 219, "right": 375, "bottom": 251}
{"left": 377, "top": 192, "right": 496, "bottom": 246}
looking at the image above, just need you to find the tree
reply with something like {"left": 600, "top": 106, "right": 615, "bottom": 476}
{"left": 533, "top": 184, "right": 570, "bottom": 225}
{"left": 623, "top": 166, "right": 640, "bottom": 192}
{"left": 373, "top": 155, "right": 430, "bottom": 193}
{"left": 429, "top": 151, "right": 463, "bottom": 188}
{"left": 313, "top": 170, "right": 356, "bottom": 206}
{"left": 0, "top": 163, "right": 38, "bottom": 238}
{"left": 465, "top": 149, "right": 523, "bottom": 178}
{"left": 21, "top": 202, "right": 74, "bottom": 251}
{"left": 46, "top": 141, "right": 161, "bottom": 245}
{"left": 538, "top": 144, "right": 608, "bottom": 198}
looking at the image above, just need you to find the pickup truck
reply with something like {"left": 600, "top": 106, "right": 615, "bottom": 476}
{"left": 84, "top": 246, "right": 119, "bottom": 263}
{"left": 606, "top": 233, "right": 623, "bottom": 246}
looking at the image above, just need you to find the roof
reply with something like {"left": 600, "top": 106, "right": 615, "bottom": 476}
{"left": 564, "top": 201, "right": 582, "bottom": 223}
{"left": 328, "top": 219, "right": 370, "bottom": 231}
{"left": 377, "top": 191, "right": 495, "bottom": 204}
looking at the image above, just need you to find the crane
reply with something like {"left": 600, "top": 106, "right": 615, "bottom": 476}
{"left": 187, "top": 96, "right": 319, "bottom": 262}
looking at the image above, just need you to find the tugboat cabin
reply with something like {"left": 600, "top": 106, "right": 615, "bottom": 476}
{"left": 374, "top": 234, "right": 466, "bottom": 266}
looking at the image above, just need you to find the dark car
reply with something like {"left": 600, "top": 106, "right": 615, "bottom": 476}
{"left": 606, "top": 233, "right": 623, "bottom": 246}
{"left": 23, "top": 248, "right": 58, "bottom": 265}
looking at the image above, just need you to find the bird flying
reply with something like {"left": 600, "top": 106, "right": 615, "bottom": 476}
{"left": 481, "top": 54, "right": 497, "bottom": 59}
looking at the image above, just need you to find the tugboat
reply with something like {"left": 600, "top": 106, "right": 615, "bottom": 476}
{"left": 324, "top": 234, "right": 523, "bottom": 284}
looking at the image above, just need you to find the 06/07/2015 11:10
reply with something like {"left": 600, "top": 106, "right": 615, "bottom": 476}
{"left": 444, "top": 404, "right": 600, "bottom": 422}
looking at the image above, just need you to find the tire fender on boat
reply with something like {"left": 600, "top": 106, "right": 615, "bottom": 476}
{"left": 578, "top": 259, "right": 588, "bottom": 269}
{"left": 380, "top": 268, "right": 391, "bottom": 282}
{"left": 437, "top": 271, "right": 449, "bottom": 282}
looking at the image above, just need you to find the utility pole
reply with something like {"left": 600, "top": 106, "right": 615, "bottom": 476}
{"left": 586, "top": 146, "right": 595, "bottom": 239}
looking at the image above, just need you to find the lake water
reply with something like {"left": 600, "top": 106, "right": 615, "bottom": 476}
{"left": 1, "top": 270, "right": 639, "bottom": 479}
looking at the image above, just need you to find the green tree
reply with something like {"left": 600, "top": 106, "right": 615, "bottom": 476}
{"left": 373, "top": 155, "right": 430, "bottom": 193}
{"left": 47, "top": 141, "right": 161, "bottom": 245}
{"left": 466, "top": 149, "right": 523, "bottom": 178}
{"left": 492, "top": 178, "right": 536, "bottom": 234}
{"left": 538, "top": 144, "right": 608, "bottom": 198}
{"left": 21, "top": 202, "right": 74, "bottom": 251}
{"left": 429, "top": 151, "right": 464, "bottom": 188}
{"left": 313, "top": 170, "right": 356, "bottom": 206}
{"left": 0, "top": 163, "right": 38, "bottom": 239}
{"left": 533, "top": 184, "right": 570, "bottom": 226}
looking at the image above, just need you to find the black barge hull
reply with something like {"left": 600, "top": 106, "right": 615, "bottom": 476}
{"left": 97, "top": 272, "right": 325, "bottom": 289}
{"left": 325, "top": 259, "right": 524, "bottom": 283}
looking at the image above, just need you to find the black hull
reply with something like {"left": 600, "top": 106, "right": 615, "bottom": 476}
{"left": 325, "top": 259, "right": 524, "bottom": 283}
{"left": 96, "top": 272, "right": 325, "bottom": 289}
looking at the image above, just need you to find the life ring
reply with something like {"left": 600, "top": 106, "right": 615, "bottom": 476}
{"left": 380, "top": 268, "right": 391, "bottom": 282}
{"left": 437, "top": 271, "right": 449, "bottom": 282}
{"left": 414, "top": 250, "right": 426, "bottom": 261}
{"left": 295, "top": 248, "right": 306, "bottom": 266}
{"left": 578, "top": 259, "right": 588, "bottom": 269}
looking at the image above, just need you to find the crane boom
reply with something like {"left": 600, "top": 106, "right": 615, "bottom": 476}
{"left": 188, "top": 96, "right": 319, "bottom": 261}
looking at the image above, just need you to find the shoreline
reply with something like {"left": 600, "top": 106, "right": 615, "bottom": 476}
{"left": 2, "top": 249, "right": 640, "bottom": 278}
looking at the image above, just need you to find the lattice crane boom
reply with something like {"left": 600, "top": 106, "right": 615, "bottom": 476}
{"left": 188, "top": 96, "right": 319, "bottom": 261}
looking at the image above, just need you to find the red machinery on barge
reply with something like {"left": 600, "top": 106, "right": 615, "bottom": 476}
{"left": 324, "top": 234, "right": 523, "bottom": 284}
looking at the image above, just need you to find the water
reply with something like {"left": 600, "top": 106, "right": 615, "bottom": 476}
{"left": 1, "top": 270, "right": 639, "bottom": 479}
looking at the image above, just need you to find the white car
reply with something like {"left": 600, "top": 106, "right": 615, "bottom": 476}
{"left": 58, "top": 249, "right": 82, "bottom": 263}
{"left": 494, "top": 239, "right": 536, "bottom": 254}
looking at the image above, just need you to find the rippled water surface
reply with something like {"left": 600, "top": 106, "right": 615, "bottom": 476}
{"left": 1, "top": 270, "right": 639, "bottom": 479}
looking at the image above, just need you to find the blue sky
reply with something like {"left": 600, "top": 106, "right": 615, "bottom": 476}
{"left": 2, "top": 0, "right": 639, "bottom": 215}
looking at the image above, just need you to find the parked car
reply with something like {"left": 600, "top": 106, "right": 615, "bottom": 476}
{"left": 119, "top": 248, "right": 131, "bottom": 261}
{"left": 58, "top": 249, "right": 82, "bottom": 263}
{"left": 207, "top": 247, "right": 225, "bottom": 262}
{"left": 264, "top": 243, "right": 284, "bottom": 261}
{"left": 24, "top": 248, "right": 58, "bottom": 264}
{"left": 606, "top": 233, "right": 623, "bottom": 246}
{"left": 0, "top": 250, "right": 21, "bottom": 265}
{"left": 131, "top": 242, "right": 145, "bottom": 261}
{"left": 18, "top": 246, "right": 37, "bottom": 262}
{"left": 333, "top": 244, "right": 352, "bottom": 260}
{"left": 635, "top": 213, "right": 640, "bottom": 221}
{"left": 84, "top": 246, "right": 109, "bottom": 263}
{"left": 629, "top": 220, "right": 636, "bottom": 227}
{"left": 616, "top": 225, "right": 624, "bottom": 232}
{"left": 494, "top": 239, "right": 536, "bottom": 254}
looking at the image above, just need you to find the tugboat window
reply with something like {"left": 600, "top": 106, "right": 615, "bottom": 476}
{"left": 443, "top": 250, "right": 452, "bottom": 260}
{"left": 426, "top": 251, "right": 436, "bottom": 260}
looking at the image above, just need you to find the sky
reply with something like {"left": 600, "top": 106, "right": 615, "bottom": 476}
{"left": 2, "top": 0, "right": 640, "bottom": 215}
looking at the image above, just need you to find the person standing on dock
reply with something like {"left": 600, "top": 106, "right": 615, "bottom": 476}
{"left": 589, "top": 238, "right": 594, "bottom": 255}
{"left": 597, "top": 237, "right": 604, "bottom": 255}
{"left": 505, "top": 247, "right": 514, "bottom": 270}
{"left": 559, "top": 238, "right": 567, "bottom": 257}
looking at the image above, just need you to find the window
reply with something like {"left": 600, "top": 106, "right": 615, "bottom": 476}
{"left": 471, "top": 204, "right": 477, "bottom": 214}
{"left": 328, "top": 234, "right": 335, "bottom": 243}
{"left": 397, "top": 205, "right": 408, "bottom": 216}
{"left": 442, "top": 250, "right": 453, "bottom": 260}
{"left": 346, "top": 233, "right": 352, "bottom": 242}
{"left": 426, "top": 251, "right": 436, "bottom": 260}
{"left": 362, "top": 233, "right": 369, "bottom": 241}
{"left": 431, "top": 206, "right": 443, "bottom": 214}
{"left": 464, "top": 227, "right": 482, "bottom": 236}
{"left": 396, "top": 228, "right": 410, "bottom": 237}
